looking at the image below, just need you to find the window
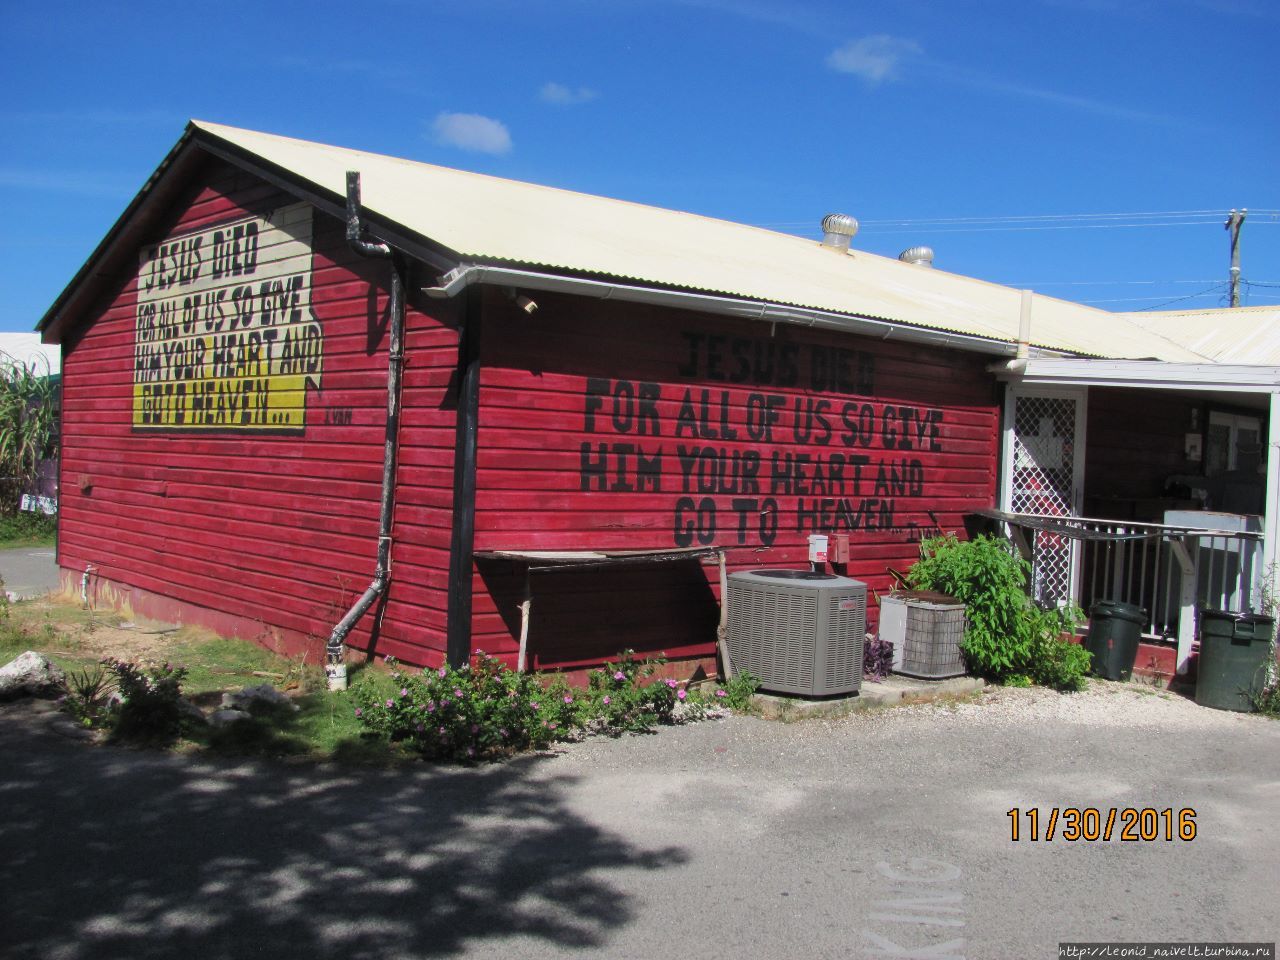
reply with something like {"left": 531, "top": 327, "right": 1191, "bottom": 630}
{"left": 1205, "top": 411, "right": 1262, "bottom": 475}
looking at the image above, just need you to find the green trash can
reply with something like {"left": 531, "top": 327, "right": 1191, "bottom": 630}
{"left": 1086, "top": 600, "right": 1146, "bottom": 681}
{"left": 1195, "top": 610, "right": 1276, "bottom": 712}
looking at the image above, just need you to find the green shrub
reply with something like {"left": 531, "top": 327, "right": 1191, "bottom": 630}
{"left": 0, "top": 510, "right": 57, "bottom": 545}
{"left": 1028, "top": 632, "right": 1093, "bottom": 693}
{"left": 106, "top": 659, "right": 189, "bottom": 742}
{"left": 907, "top": 534, "right": 1086, "bottom": 690}
{"left": 716, "top": 670, "right": 761, "bottom": 710}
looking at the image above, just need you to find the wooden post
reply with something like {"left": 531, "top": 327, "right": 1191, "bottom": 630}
{"left": 1171, "top": 538, "right": 1197, "bottom": 675}
{"left": 516, "top": 565, "right": 532, "bottom": 673}
{"left": 717, "top": 549, "right": 735, "bottom": 680}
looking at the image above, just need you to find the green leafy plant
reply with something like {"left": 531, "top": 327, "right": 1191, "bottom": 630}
{"left": 352, "top": 650, "right": 741, "bottom": 762}
{"left": 1250, "top": 677, "right": 1280, "bottom": 717}
{"left": 1027, "top": 626, "right": 1092, "bottom": 693}
{"left": 906, "top": 534, "right": 1087, "bottom": 691}
{"left": 0, "top": 356, "right": 57, "bottom": 517}
{"left": 715, "top": 670, "right": 761, "bottom": 710}
{"left": 62, "top": 663, "right": 118, "bottom": 728}
{"left": 105, "top": 659, "right": 189, "bottom": 742}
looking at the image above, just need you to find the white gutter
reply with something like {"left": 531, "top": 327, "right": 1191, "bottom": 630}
{"left": 996, "top": 358, "right": 1280, "bottom": 393}
{"left": 422, "top": 264, "right": 1038, "bottom": 358}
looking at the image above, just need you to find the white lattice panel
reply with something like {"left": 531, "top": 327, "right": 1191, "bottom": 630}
{"left": 1010, "top": 395, "right": 1078, "bottom": 606}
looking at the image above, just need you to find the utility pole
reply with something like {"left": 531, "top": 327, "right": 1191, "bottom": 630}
{"left": 1225, "top": 208, "right": 1247, "bottom": 307}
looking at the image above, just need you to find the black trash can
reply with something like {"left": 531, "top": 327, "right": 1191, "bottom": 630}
{"left": 1086, "top": 600, "right": 1146, "bottom": 681}
{"left": 1195, "top": 610, "right": 1276, "bottom": 712}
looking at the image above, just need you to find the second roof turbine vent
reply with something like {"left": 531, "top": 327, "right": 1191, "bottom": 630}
{"left": 821, "top": 213, "right": 859, "bottom": 252}
{"left": 899, "top": 245, "right": 935, "bottom": 268}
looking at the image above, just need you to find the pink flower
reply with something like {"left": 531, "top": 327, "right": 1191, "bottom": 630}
{"left": 548, "top": 722, "right": 558, "bottom": 730}
{"left": 427, "top": 702, "right": 436, "bottom": 713}
{"left": 467, "top": 747, "right": 476, "bottom": 757}
{"left": 400, "top": 688, "right": 409, "bottom": 697}
{"left": 665, "top": 679, "right": 677, "bottom": 688}
{"left": 454, "top": 688, "right": 464, "bottom": 698}
{"left": 438, "top": 726, "right": 447, "bottom": 735}
{"left": 715, "top": 690, "right": 727, "bottom": 698}
{"left": 677, "top": 689, "right": 687, "bottom": 700}
{"left": 614, "top": 671, "right": 626, "bottom": 681}
{"left": 354, "top": 708, "right": 363, "bottom": 717}
{"left": 385, "top": 699, "right": 394, "bottom": 708}
{"left": 602, "top": 696, "right": 611, "bottom": 705}
{"left": 499, "top": 728, "right": 508, "bottom": 738}
{"left": 563, "top": 695, "right": 573, "bottom": 704}
{"left": 531, "top": 702, "right": 540, "bottom": 711}
{"left": 438, "top": 667, "right": 447, "bottom": 678}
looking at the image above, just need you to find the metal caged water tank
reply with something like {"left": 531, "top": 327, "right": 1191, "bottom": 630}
{"left": 725, "top": 570, "right": 867, "bottom": 697}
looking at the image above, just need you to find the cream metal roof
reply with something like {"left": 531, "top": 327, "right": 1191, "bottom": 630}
{"left": 190, "top": 122, "right": 1212, "bottom": 363}
{"left": 1119, "top": 305, "right": 1280, "bottom": 365}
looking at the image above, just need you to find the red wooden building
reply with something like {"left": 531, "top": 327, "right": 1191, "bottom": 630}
{"left": 39, "top": 122, "right": 1280, "bottom": 680}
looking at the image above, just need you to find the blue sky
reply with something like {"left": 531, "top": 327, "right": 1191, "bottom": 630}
{"left": 3, "top": 0, "right": 1278, "bottom": 334}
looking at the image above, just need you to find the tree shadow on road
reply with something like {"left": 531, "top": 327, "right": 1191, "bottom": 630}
{"left": 0, "top": 713, "right": 688, "bottom": 959}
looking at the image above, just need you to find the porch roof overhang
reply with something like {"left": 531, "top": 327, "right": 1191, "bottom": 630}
{"left": 991, "top": 357, "right": 1280, "bottom": 394}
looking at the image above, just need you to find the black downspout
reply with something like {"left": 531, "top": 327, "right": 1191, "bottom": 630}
{"left": 325, "top": 170, "right": 406, "bottom": 689}
{"left": 445, "top": 286, "right": 483, "bottom": 667}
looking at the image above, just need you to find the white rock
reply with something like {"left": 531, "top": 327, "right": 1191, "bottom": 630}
{"left": 209, "top": 708, "right": 252, "bottom": 728}
{"left": 176, "top": 697, "right": 207, "bottom": 726}
{"left": 222, "top": 683, "right": 298, "bottom": 713}
{"left": 0, "top": 651, "right": 66, "bottom": 700}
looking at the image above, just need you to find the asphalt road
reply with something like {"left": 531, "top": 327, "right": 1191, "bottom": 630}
{"left": 1, "top": 685, "right": 1277, "bottom": 960}
{"left": 0, "top": 543, "right": 59, "bottom": 598}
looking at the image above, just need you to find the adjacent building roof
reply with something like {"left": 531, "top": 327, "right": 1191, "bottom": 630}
{"left": 1119, "top": 305, "right": 1280, "bottom": 365}
{"left": 0, "top": 333, "right": 60, "bottom": 375}
{"left": 38, "top": 120, "right": 1217, "bottom": 363}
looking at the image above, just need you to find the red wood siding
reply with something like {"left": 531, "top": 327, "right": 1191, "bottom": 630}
{"left": 58, "top": 156, "right": 459, "bottom": 665}
{"left": 1084, "top": 388, "right": 1204, "bottom": 519}
{"left": 470, "top": 290, "right": 1000, "bottom": 668}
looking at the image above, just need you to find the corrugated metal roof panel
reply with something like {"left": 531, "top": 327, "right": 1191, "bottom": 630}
{"left": 191, "top": 121, "right": 1206, "bottom": 361}
{"left": 1120, "top": 305, "right": 1280, "bottom": 365}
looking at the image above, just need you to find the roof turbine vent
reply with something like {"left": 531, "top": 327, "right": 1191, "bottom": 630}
{"left": 821, "top": 213, "right": 859, "bottom": 252}
{"left": 899, "top": 245, "right": 934, "bottom": 268}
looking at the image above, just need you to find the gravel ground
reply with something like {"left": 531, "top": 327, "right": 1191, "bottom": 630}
{"left": 2, "top": 679, "right": 1277, "bottom": 960}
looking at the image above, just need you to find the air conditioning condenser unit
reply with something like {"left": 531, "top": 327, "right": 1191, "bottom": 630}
{"left": 725, "top": 570, "right": 867, "bottom": 697}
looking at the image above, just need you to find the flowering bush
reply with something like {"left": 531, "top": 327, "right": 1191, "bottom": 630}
{"left": 584, "top": 650, "right": 683, "bottom": 734}
{"left": 352, "top": 649, "right": 746, "bottom": 761}
{"left": 353, "top": 653, "right": 576, "bottom": 761}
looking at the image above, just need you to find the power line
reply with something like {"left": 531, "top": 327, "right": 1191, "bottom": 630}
{"left": 755, "top": 208, "right": 1280, "bottom": 230}
{"left": 863, "top": 221, "right": 1236, "bottom": 235}
{"left": 864, "top": 211, "right": 1226, "bottom": 226}
{"left": 1130, "top": 283, "right": 1231, "bottom": 311}
{"left": 1005, "top": 278, "right": 1223, "bottom": 287}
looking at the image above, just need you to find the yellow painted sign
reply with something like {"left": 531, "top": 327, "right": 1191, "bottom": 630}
{"left": 133, "top": 203, "right": 323, "bottom": 431}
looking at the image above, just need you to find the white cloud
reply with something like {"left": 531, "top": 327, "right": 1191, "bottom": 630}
{"left": 540, "top": 82, "right": 599, "bottom": 106}
{"left": 430, "top": 112, "right": 512, "bottom": 155}
{"left": 826, "top": 34, "right": 922, "bottom": 84}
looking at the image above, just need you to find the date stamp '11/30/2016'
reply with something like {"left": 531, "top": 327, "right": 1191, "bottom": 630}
{"left": 1008, "top": 807, "right": 1197, "bottom": 842}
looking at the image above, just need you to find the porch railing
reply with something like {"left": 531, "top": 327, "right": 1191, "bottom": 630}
{"left": 979, "top": 509, "right": 1266, "bottom": 674}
